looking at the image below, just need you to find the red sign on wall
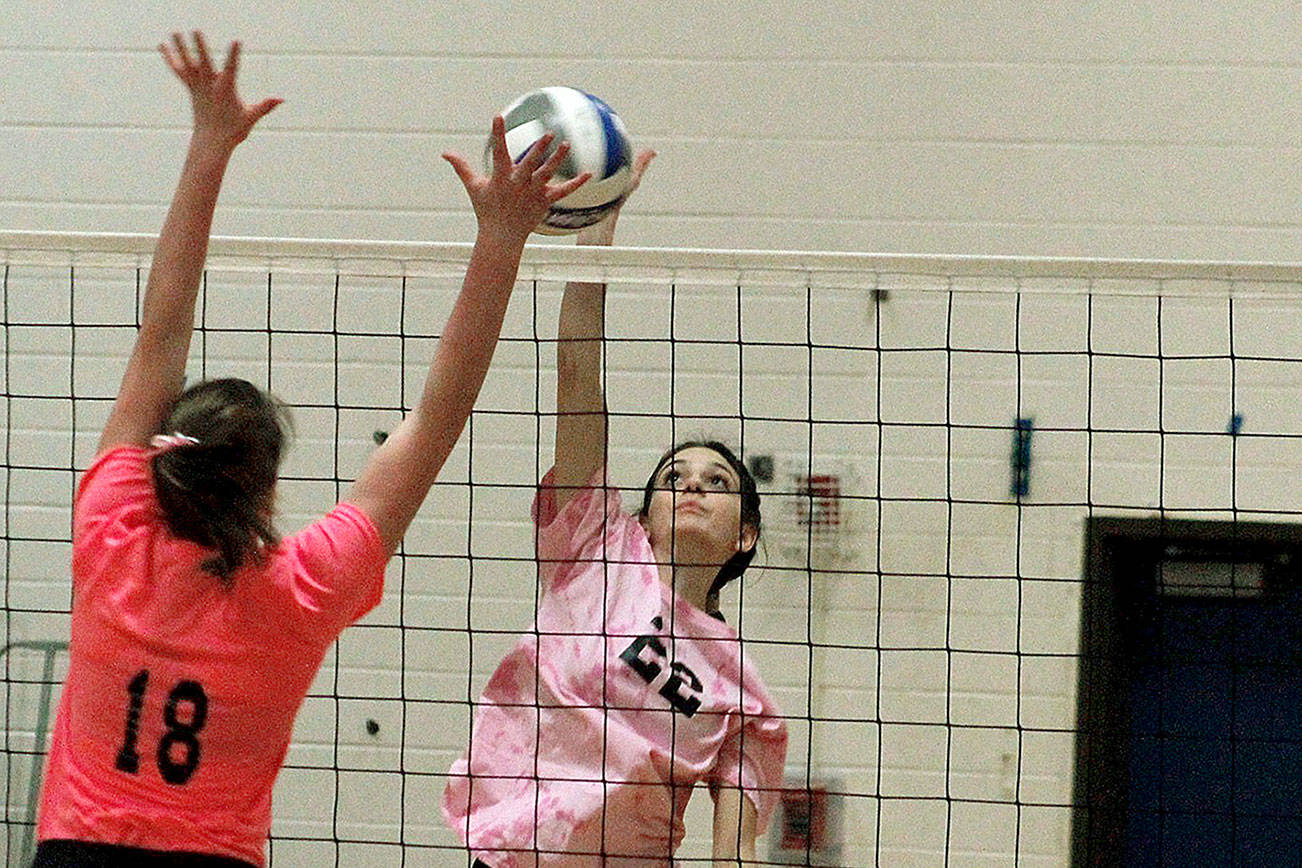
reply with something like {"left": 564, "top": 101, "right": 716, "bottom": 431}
{"left": 780, "top": 784, "right": 829, "bottom": 851}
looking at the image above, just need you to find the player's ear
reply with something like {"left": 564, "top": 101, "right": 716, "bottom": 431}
{"left": 737, "top": 522, "right": 758, "bottom": 555}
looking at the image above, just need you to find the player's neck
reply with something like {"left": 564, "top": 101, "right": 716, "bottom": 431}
{"left": 654, "top": 562, "right": 715, "bottom": 613}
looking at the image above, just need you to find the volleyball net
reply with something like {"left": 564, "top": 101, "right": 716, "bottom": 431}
{"left": 3, "top": 232, "right": 1302, "bottom": 866}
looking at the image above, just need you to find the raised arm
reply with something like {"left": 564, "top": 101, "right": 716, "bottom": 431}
{"left": 98, "top": 32, "right": 280, "bottom": 455}
{"left": 551, "top": 149, "right": 655, "bottom": 511}
{"left": 347, "top": 118, "right": 589, "bottom": 553}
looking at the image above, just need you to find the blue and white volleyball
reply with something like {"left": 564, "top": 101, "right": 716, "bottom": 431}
{"left": 492, "top": 87, "right": 633, "bottom": 235}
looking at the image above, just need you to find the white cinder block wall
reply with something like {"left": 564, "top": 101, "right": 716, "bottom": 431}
{"left": 5, "top": 1, "right": 1302, "bottom": 258}
{"left": 5, "top": 2, "right": 1302, "bottom": 867}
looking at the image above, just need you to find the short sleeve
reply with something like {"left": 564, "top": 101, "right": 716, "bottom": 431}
{"left": 275, "top": 502, "right": 390, "bottom": 639}
{"left": 711, "top": 692, "right": 789, "bottom": 832}
{"left": 73, "top": 446, "right": 156, "bottom": 542}
{"left": 71, "top": 446, "right": 160, "bottom": 593}
{"left": 532, "top": 465, "right": 631, "bottom": 593}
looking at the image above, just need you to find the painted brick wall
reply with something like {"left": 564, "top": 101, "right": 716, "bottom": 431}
{"left": 4, "top": 1, "right": 1302, "bottom": 258}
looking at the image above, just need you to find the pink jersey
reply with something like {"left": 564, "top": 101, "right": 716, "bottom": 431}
{"left": 443, "top": 468, "right": 788, "bottom": 867}
{"left": 38, "top": 446, "right": 389, "bottom": 866}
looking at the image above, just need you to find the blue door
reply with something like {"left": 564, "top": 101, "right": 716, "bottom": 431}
{"left": 1126, "top": 592, "right": 1302, "bottom": 865}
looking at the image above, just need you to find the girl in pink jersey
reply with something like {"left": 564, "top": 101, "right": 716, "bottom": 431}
{"left": 34, "top": 31, "right": 589, "bottom": 868}
{"left": 444, "top": 154, "right": 789, "bottom": 866}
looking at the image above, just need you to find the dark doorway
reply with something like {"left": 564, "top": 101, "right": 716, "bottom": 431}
{"left": 1071, "top": 517, "right": 1302, "bottom": 867}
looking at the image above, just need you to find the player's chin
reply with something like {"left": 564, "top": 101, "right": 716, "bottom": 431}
{"left": 665, "top": 513, "right": 715, "bottom": 537}
{"left": 669, "top": 554, "right": 733, "bottom": 570}
{"left": 667, "top": 531, "right": 737, "bottom": 563}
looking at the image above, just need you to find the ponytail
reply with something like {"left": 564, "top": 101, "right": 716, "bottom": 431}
{"left": 152, "top": 378, "right": 291, "bottom": 585}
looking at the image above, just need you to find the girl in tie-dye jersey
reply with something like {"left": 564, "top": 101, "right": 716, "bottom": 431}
{"left": 444, "top": 154, "right": 789, "bottom": 867}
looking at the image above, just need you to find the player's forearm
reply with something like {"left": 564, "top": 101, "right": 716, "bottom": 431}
{"left": 560, "top": 203, "right": 617, "bottom": 415}
{"left": 712, "top": 840, "right": 758, "bottom": 867}
{"left": 556, "top": 280, "right": 605, "bottom": 410}
{"left": 408, "top": 228, "right": 521, "bottom": 443}
{"left": 138, "top": 135, "right": 234, "bottom": 360}
{"left": 553, "top": 278, "right": 608, "bottom": 486}
{"left": 711, "top": 788, "right": 760, "bottom": 867}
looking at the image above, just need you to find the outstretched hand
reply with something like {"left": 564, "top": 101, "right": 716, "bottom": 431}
{"left": 160, "top": 31, "right": 281, "bottom": 149}
{"left": 576, "top": 148, "right": 656, "bottom": 246}
{"left": 444, "top": 115, "right": 592, "bottom": 246}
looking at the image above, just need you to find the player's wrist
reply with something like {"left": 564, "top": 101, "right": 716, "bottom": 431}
{"left": 475, "top": 220, "right": 531, "bottom": 252}
{"left": 576, "top": 219, "right": 617, "bottom": 246}
{"left": 187, "top": 127, "right": 241, "bottom": 161}
{"left": 472, "top": 224, "right": 531, "bottom": 272}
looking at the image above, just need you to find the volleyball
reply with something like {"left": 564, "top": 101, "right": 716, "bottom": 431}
{"left": 491, "top": 86, "right": 633, "bottom": 235}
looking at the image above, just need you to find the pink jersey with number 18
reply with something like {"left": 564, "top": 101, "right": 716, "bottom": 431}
{"left": 37, "top": 446, "right": 389, "bottom": 867}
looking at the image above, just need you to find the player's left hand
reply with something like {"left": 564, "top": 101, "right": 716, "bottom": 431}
{"left": 444, "top": 115, "right": 592, "bottom": 245}
{"left": 160, "top": 31, "right": 282, "bottom": 150}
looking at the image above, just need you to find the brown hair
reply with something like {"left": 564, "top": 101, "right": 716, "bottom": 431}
{"left": 151, "top": 378, "right": 291, "bottom": 585}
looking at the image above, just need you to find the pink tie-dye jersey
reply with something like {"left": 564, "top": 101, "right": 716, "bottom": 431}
{"left": 443, "top": 468, "right": 788, "bottom": 867}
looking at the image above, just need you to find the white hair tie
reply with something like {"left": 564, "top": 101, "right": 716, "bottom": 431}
{"left": 149, "top": 432, "right": 200, "bottom": 453}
